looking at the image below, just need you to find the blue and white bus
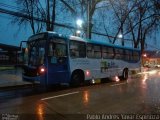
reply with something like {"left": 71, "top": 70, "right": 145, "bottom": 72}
{"left": 22, "top": 31, "right": 141, "bottom": 86}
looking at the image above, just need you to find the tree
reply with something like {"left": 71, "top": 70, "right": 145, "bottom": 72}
{"left": 46, "top": 0, "right": 56, "bottom": 31}
{"left": 97, "top": 0, "right": 160, "bottom": 51}
{"left": 12, "top": 0, "right": 44, "bottom": 34}
{"left": 11, "top": 0, "right": 160, "bottom": 50}
{"left": 12, "top": 0, "right": 56, "bottom": 34}
{"left": 60, "top": 0, "right": 103, "bottom": 39}
{"left": 124, "top": 0, "right": 160, "bottom": 52}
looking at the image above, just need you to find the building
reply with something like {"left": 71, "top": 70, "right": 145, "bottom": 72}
{"left": 0, "top": 43, "right": 22, "bottom": 65}
{"left": 142, "top": 50, "right": 160, "bottom": 67}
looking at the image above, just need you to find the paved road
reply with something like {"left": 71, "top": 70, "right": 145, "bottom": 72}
{"left": 0, "top": 69, "right": 160, "bottom": 120}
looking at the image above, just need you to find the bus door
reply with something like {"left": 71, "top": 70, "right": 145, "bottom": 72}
{"left": 47, "top": 39, "right": 70, "bottom": 84}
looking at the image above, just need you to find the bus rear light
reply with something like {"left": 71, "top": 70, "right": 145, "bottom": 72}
{"left": 86, "top": 70, "right": 90, "bottom": 77}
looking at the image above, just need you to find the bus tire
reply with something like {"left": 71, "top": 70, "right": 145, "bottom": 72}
{"left": 122, "top": 68, "right": 128, "bottom": 80}
{"left": 70, "top": 70, "right": 84, "bottom": 87}
{"left": 119, "top": 68, "right": 128, "bottom": 80}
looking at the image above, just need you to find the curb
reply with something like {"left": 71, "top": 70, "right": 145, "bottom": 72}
{"left": 0, "top": 83, "right": 35, "bottom": 91}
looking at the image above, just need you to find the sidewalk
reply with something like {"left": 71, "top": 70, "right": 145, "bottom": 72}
{"left": 0, "top": 68, "right": 32, "bottom": 90}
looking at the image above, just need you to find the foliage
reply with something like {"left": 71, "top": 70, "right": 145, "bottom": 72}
{"left": 12, "top": 0, "right": 160, "bottom": 51}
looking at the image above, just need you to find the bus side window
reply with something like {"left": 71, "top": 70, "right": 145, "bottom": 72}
{"left": 94, "top": 45, "right": 101, "bottom": 58}
{"left": 115, "top": 48, "right": 120, "bottom": 59}
{"left": 133, "top": 51, "right": 139, "bottom": 61}
{"left": 70, "top": 41, "right": 86, "bottom": 58}
{"left": 108, "top": 47, "right": 114, "bottom": 58}
{"left": 70, "top": 49, "right": 76, "bottom": 57}
{"left": 70, "top": 42, "right": 78, "bottom": 57}
{"left": 102, "top": 46, "right": 107, "bottom": 58}
{"left": 129, "top": 50, "right": 133, "bottom": 60}
{"left": 87, "top": 44, "right": 94, "bottom": 58}
{"left": 124, "top": 50, "right": 129, "bottom": 60}
{"left": 79, "top": 43, "right": 86, "bottom": 57}
{"left": 116, "top": 48, "right": 123, "bottom": 59}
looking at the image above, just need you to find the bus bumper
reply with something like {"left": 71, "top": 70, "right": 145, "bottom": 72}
{"left": 22, "top": 75, "right": 45, "bottom": 84}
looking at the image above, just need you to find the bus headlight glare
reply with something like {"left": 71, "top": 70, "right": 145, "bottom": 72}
{"left": 115, "top": 76, "right": 120, "bottom": 82}
{"left": 40, "top": 68, "right": 45, "bottom": 72}
{"left": 39, "top": 66, "right": 46, "bottom": 74}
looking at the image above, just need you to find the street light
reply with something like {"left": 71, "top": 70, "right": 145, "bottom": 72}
{"left": 117, "top": 33, "right": 123, "bottom": 45}
{"left": 76, "top": 19, "right": 83, "bottom": 28}
{"left": 118, "top": 33, "right": 123, "bottom": 39}
{"left": 76, "top": 30, "right": 81, "bottom": 36}
{"left": 142, "top": 53, "right": 147, "bottom": 67}
{"left": 76, "top": 19, "right": 83, "bottom": 36}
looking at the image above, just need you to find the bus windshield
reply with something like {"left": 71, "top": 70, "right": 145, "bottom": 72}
{"left": 28, "top": 40, "right": 46, "bottom": 66}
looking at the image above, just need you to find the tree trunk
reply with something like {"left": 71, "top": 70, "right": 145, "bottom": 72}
{"left": 51, "top": 0, "right": 56, "bottom": 31}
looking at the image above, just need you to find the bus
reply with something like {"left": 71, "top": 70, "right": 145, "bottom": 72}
{"left": 22, "top": 31, "right": 141, "bottom": 86}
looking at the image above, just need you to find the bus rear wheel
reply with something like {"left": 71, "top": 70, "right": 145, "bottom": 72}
{"left": 119, "top": 68, "right": 128, "bottom": 80}
{"left": 70, "top": 71, "right": 84, "bottom": 87}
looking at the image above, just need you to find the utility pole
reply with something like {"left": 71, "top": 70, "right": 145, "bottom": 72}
{"left": 87, "top": 0, "right": 91, "bottom": 39}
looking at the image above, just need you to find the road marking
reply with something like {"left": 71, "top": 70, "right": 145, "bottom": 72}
{"left": 41, "top": 91, "right": 79, "bottom": 101}
{"left": 110, "top": 82, "right": 126, "bottom": 87}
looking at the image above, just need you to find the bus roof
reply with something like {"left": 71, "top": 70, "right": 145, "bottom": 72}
{"left": 29, "top": 31, "right": 140, "bottom": 51}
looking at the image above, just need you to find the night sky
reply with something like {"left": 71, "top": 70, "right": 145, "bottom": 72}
{"left": 0, "top": 0, "right": 160, "bottom": 50}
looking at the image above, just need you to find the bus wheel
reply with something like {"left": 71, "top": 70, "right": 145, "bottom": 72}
{"left": 119, "top": 68, "right": 128, "bottom": 80}
{"left": 122, "top": 68, "right": 128, "bottom": 80}
{"left": 70, "top": 71, "right": 84, "bottom": 87}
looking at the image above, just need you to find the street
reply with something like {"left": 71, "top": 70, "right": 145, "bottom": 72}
{"left": 0, "top": 69, "right": 160, "bottom": 120}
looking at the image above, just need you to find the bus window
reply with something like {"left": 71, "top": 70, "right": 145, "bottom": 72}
{"left": 124, "top": 50, "right": 129, "bottom": 60}
{"left": 108, "top": 47, "right": 114, "bottom": 58}
{"left": 30, "top": 47, "right": 36, "bottom": 65}
{"left": 94, "top": 45, "right": 101, "bottom": 58}
{"left": 115, "top": 48, "right": 123, "bottom": 59}
{"left": 29, "top": 40, "right": 46, "bottom": 66}
{"left": 133, "top": 51, "right": 139, "bottom": 61}
{"left": 48, "top": 44, "right": 53, "bottom": 56}
{"left": 87, "top": 44, "right": 101, "bottom": 58}
{"left": 24, "top": 47, "right": 29, "bottom": 64}
{"left": 87, "top": 44, "right": 94, "bottom": 58}
{"left": 39, "top": 48, "right": 45, "bottom": 64}
{"left": 49, "top": 42, "right": 67, "bottom": 57}
{"left": 102, "top": 46, "right": 107, "bottom": 58}
{"left": 124, "top": 50, "right": 133, "bottom": 61}
{"left": 102, "top": 46, "right": 114, "bottom": 59}
{"left": 70, "top": 41, "right": 86, "bottom": 58}
{"left": 129, "top": 51, "right": 133, "bottom": 60}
